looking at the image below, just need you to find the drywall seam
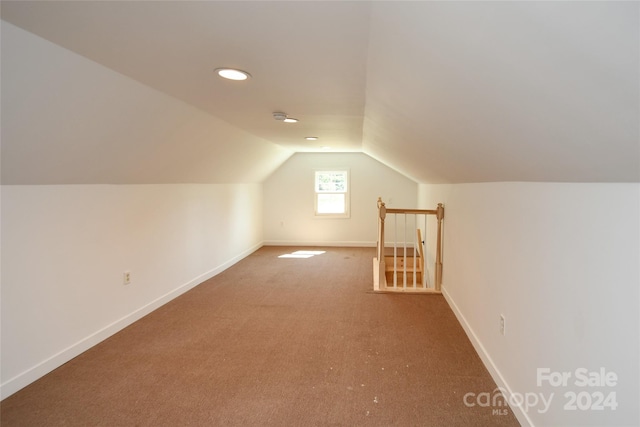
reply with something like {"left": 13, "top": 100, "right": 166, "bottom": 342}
{"left": 0, "top": 242, "right": 263, "bottom": 400}
{"left": 442, "top": 286, "right": 534, "bottom": 427}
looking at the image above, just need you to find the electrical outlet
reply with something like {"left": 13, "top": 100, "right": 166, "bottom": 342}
{"left": 500, "top": 314, "right": 506, "bottom": 336}
{"left": 124, "top": 271, "right": 131, "bottom": 285}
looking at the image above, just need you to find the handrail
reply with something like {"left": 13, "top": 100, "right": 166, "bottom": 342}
{"left": 385, "top": 208, "right": 437, "bottom": 215}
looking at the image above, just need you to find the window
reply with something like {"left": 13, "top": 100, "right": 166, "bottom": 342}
{"left": 314, "top": 170, "right": 349, "bottom": 217}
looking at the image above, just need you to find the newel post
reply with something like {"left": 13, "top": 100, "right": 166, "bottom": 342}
{"left": 435, "top": 203, "right": 444, "bottom": 291}
{"left": 377, "top": 197, "right": 386, "bottom": 261}
{"left": 374, "top": 197, "right": 387, "bottom": 290}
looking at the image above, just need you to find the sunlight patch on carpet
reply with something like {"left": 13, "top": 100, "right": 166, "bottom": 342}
{"left": 278, "top": 250, "right": 326, "bottom": 259}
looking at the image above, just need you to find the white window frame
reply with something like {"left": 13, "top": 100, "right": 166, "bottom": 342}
{"left": 314, "top": 170, "right": 350, "bottom": 218}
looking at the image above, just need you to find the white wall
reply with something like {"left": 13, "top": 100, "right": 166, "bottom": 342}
{"left": 0, "top": 184, "right": 264, "bottom": 398}
{"left": 263, "top": 152, "right": 417, "bottom": 246}
{"left": 419, "top": 182, "right": 640, "bottom": 427}
{"left": 0, "top": 20, "right": 289, "bottom": 399}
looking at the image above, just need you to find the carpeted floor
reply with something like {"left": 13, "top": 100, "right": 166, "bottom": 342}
{"left": 1, "top": 246, "right": 520, "bottom": 426}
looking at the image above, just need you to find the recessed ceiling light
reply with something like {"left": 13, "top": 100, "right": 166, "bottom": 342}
{"left": 283, "top": 117, "right": 298, "bottom": 123}
{"left": 306, "top": 137, "right": 318, "bottom": 141}
{"left": 321, "top": 146, "right": 331, "bottom": 151}
{"left": 215, "top": 68, "right": 251, "bottom": 81}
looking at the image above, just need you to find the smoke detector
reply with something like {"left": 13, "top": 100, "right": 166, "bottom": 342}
{"left": 273, "top": 112, "right": 298, "bottom": 123}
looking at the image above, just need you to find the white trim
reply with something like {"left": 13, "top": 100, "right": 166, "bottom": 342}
{"left": 263, "top": 240, "right": 375, "bottom": 247}
{"left": 441, "top": 286, "right": 534, "bottom": 427}
{"left": 0, "top": 242, "right": 263, "bottom": 400}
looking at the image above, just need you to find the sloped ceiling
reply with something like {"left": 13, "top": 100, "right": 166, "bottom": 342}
{"left": 1, "top": 21, "right": 293, "bottom": 185}
{"left": 363, "top": 2, "right": 639, "bottom": 182}
{"left": 1, "top": 1, "right": 638, "bottom": 184}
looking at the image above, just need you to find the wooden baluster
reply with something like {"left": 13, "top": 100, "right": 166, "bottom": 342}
{"left": 417, "top": 228, "right": 425, "bottom": 288}
{"left": 403, "top": 213, "right": 407, "bottom": 290}
{"left": 412, "top": 214, "right": 420, "bottom": 289}
{"left": 393, "top": 214, "right": 397, "bottom": 288}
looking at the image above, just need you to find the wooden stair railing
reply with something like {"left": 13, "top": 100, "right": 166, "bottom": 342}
{"left": 373, "top": 198, "right": 444, "bottom": 293}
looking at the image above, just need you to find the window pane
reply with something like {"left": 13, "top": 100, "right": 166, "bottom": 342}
{"left": 315, "top": 171, "right": 347, "bottom": 193}
{"left": 317, "top": 194, "right": 345, "bottom": 214}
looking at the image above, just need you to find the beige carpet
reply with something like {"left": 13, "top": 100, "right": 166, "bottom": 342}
{"left": 1, "top": 246, "right": 519, "bottom": 426}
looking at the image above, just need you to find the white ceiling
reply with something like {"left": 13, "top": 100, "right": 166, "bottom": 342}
{"left": 2, "top": 1, "right": 638, "bottom": 183}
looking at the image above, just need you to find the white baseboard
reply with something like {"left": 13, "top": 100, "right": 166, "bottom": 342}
{"left": 263, "top": 240, "right": 376, "bottom": 247}
{"left": 442, "top": 287, "right": 533, "bottom": 427}
{"left": 262, "top": 241, "right": 416, "bottom": 249}
{"left": 0, "top": 242, "right": 263, "bottom": 400}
